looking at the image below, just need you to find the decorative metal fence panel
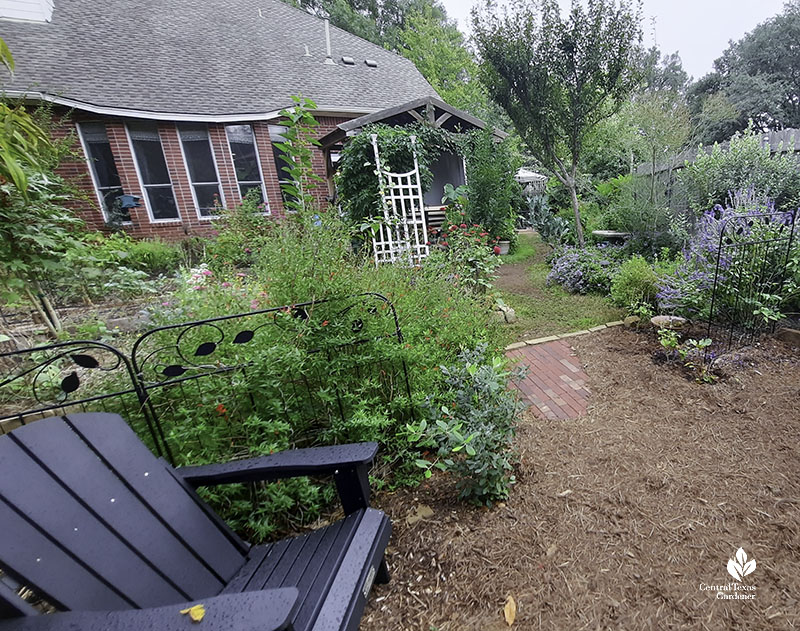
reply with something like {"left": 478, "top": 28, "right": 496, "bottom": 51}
{"left": 0, "top": 294, "right": 412, "bottom": 467}
{"left": 371, "top": 134, "right": 430, "bottom": 266}
{"left": 707, "top": 208, "right": 796, "bottom": 349}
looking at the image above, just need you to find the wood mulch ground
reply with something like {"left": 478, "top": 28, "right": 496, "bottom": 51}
{"left": 362, "top": 327, "right": 800, "bottom": 630}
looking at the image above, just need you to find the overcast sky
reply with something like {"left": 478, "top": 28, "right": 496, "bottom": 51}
{"left": 440, "top": 0, "right": 788, "bottom": 80}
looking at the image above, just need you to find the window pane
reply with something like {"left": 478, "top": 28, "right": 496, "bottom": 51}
{"left": 146, "top": 185, "right": 179, "bottom": 220}
{"left": 129, "top": 122, "right": 171, "bottom": 184}
{"left": 226, "top": 125, "right": 261, "bottom": 183}
{"left": 193, "top": 184, "right": 221, "bottom": 216}
{"left": 239, "top": 182, "right": 264, "bottom": 204}
{"left": 81, "top": 123, "right": 122, "bottom": 190}
{"left": 179, "top": 125, "right": 219, "bottom": 183}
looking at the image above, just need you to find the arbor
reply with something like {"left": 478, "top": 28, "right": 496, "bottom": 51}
{"left": 472, "top": 0, "right": 644, "bottom": 245}
{"left": 687, "top": 2, "right": 800, "bottom": 143}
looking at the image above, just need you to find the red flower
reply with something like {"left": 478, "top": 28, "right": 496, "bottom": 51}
{"left": 460, "top": 223, "right": 467, "bottom": 228}
{"left": 441, "top": 240, "right": 449, "bottom": 246}
{"left": 216, "top": 403, "right": 227, "bottom": 416}
{"left": 480, "top": 231, "right": 488, "bottom": 236}
{"left": 321, "top": 320, "right": 329, "bottom": 326}
{"left": 493, "top": 245, "right": 501, "bottom": 254}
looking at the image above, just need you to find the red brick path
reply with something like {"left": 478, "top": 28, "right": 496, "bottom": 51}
{"left": 506, "top": 340, "right": 590, "bottom": 419}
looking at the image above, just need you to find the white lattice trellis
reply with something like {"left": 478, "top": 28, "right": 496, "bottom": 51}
{"left": 371, "top": 134, "right": 430, "bottom": 265}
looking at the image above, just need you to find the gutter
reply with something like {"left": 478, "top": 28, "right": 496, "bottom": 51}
{"left": 2, "top": 90, "right": 381, "bottom": 123}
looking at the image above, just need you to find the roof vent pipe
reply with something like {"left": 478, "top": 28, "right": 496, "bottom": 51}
{"left": 324, "top": 19, "right": 335, "bottom": 65}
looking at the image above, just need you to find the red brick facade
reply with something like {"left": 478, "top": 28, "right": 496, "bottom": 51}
{"left": 54, "top": 109, "right": 352, "bottom": 241}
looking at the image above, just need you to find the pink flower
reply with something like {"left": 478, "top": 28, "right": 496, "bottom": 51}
{"left": 201, "top": 269, "right": 213, "bottom": 276}
{"left": 221, "top": 282, "right": 231, "bottom": 288}
{"left": 460, "top": 223, "right": 467, "bottom": 228}
{"left": 250, "top": 299, "right": 259, "bottom": 309}
{"left": 193, "top": 285, "right": 205, "bottom": 290}
{"left": 161, "top": 301, "right": 170, "bottom": 306}
{"left": 493, "top": 246, "right": 501, "bottom": 255}
{"left": 237, "top": 272, "right": 247, "bottom": 277}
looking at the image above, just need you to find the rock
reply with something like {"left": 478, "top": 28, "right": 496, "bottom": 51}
{"left": 623, "top": 315, "right": 640, "bottom": 327}
{"left": 490, "top": 311, "right": 506, "bottom": 325}
{"left": 775, "top": 327, "right": 800, "bottom": 347}
{"left": 650, "top": 315, "right": 687, "bottom": 329}
{"left": 501, "top": 306, "right": 517, "bottom": 324}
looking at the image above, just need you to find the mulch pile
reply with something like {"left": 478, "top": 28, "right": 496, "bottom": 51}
{"left": 362, "top": 327, "right": 800, "bottom": 630}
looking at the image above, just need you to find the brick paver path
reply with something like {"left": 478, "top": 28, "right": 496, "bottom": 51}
{"left": 506, "top": 340, "right": 590, "bottom": 419}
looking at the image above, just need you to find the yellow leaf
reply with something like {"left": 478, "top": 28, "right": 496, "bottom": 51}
{"left": 504, "top": 595, "right": 516, "bottom": 626}
{"left": 179, "top": 604, "right": 206, "bottom": 623}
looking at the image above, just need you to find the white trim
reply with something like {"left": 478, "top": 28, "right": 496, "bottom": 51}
{"left": 224, "top": 123, "right": 270, "bottom": 214}
{"left": 177, "top": 123, "right": 226, "bottom": 221}
{"left": 124, "top": 123, "right": 182, "bottom": 224}
{"left": 4, "top": 90, "right": 380, "bottom": 123}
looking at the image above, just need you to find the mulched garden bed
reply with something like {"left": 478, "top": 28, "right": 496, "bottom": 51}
{"left": 362, "top": 327, "right": 800, "bottom": 630}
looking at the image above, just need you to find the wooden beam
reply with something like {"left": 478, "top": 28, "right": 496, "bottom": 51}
{"left": 434, "top": 112, "right": 452, "bottom": 128}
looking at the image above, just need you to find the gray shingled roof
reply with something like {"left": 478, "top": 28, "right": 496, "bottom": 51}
{"left": 0, "top": 0, "right": 438, "bottom": 120}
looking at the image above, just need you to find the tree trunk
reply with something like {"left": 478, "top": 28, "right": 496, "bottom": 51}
{"left": 567, "top": 182, "right": 585, "bottom": 247}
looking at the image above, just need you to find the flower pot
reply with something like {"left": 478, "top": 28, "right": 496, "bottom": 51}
{"left": 496, "top": 240, "right": 511, "bottom": 255}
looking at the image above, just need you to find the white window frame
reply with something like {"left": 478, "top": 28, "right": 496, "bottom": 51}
{"left": 75, "top": 122, "right": 130, "bottom": 224}
{"left": 225, "top": 124, "right": 270, "bottom": 214}
{"left": 124, "top": 122, "right": 182, "bottom": 224}
{"left": 178, "top": 124, "right": 227, "bottom": 221}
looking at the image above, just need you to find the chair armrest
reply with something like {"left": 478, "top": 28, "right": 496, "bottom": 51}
{"left": 176, "top": 442, "right": 378, "bottom": 486}
{"left": 176, "top": 443, "right": 379, "bottom": 515}
{"left": 0, "top": 588, "right": 299, "bottom": 631}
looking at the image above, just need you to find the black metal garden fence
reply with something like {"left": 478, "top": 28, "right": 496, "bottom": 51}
{"left": 0, "top": 293, "right": 413, "bottom": 467}
{"left": 707, "top": 208, "right": 796, "bottom": 349}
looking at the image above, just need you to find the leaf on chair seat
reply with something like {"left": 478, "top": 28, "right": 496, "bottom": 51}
{"left": 180, "top": 604, "right": 206, "bottom": 623}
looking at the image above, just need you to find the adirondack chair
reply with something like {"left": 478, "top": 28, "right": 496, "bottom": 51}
{"left": 0, "top": 412, "right": 391, "bottom": 631}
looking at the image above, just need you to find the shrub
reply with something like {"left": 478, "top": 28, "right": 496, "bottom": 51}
{"left": 123, "top": 238, "right": 183, "bottom": 275}
{"left": 547, "top": 244, "right": 624, "bottom": 294}
{"left": 656, "top": 199, "right": 797, "bottom": 323}
{"left": 407, "top": 344, "right": 526, "bottom": 505}
{"left": 463, "top": 129, "right": 521, "bottom": 243}
{"left": 681, "top": 126, "right": 800, "bottom": 212}
{"left": 610, "top": 255, "right": 658, "bottom": 309}
{"left": 207, "top": 188, "right": 272, "bottom": 270}
{"left": 526, "top": 196, "right": 571, "bottom": 246}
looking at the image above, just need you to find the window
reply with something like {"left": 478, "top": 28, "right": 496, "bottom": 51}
{"left": 179, "top": 124, "right": 224, "bottom": 217}
{"left": 225, "top": 124, "right": 268, "bottom": 209}
{"left": 127, "top": 121, "right": 180, "bottom": 221}
{"left": 77, "top": 122, "right": 126, "bottom": 221}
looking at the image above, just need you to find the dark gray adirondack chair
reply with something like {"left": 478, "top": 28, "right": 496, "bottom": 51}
{"left": 0, "top": 412, "right": 391, "bottom": 631}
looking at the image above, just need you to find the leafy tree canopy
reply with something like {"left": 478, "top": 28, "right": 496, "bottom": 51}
{"left": 687, "top": 1, "right": 800, "bottom": 143}
{"left": 472, "top": 0, "right": 644, "bottom": 245}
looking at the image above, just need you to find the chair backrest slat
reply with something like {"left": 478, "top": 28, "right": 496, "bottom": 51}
{"left": 10, "top": 419, "right": 225, "bottom": 600}
{"left": 63, "top": 413, "right": 245, "bottom": 577}
{"left": 0, "top": 414, "right": 246, "bottom": 613}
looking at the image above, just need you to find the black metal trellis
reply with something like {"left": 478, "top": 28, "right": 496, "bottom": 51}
{"left": 0, "top": 293, "right": 413, "bottom": 466}
{"left": 707, "top": 209, "right": 796, "bottom": 350}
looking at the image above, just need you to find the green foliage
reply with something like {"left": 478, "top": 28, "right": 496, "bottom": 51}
{"left": 526, "top": 195, "right": 570, "bottom": 246}
{"left": 208, "top": 188, "right": 272, "bottom": 269}
{"left": 427, "top": 214, "right": 503, "bottom": 293}
{"left": 335, "top": 122, "right": 457, "bottom": 226}
{"left": 681, "top": 127, "right": 800, "bottom": 212}
{"left": 687, "top": 2, "right": 800, "bottom": 142}
{"left": 407, "top": 344, "right": 525, "bottom": 505}
{"left": 275, "top": 96, "right": 326, "bottom": 215}
{"left": 463, "top": 129, "right": 521, "bottom": 242}
{"left": 658, "top": 329, "right": 717, "bottom": 384}
{"left": 472, "top": 0, "right": 645, "bottom": 246}
{"left": 610, "top": 255, "right": 657, "bottom": 310}
{"left": 398, "top": 6, "right": 489, "bottom": 117}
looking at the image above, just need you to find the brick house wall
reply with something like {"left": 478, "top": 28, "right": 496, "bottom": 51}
{"left": 54, "top": 108, "right": 352, "bottom": 241}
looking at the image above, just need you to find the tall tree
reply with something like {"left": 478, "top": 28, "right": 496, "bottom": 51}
{"left": 472, "top": 0, "right": 644, "bottom": 245}
{"left": 687, "top": 1, "right": 800, "bottom": 143}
